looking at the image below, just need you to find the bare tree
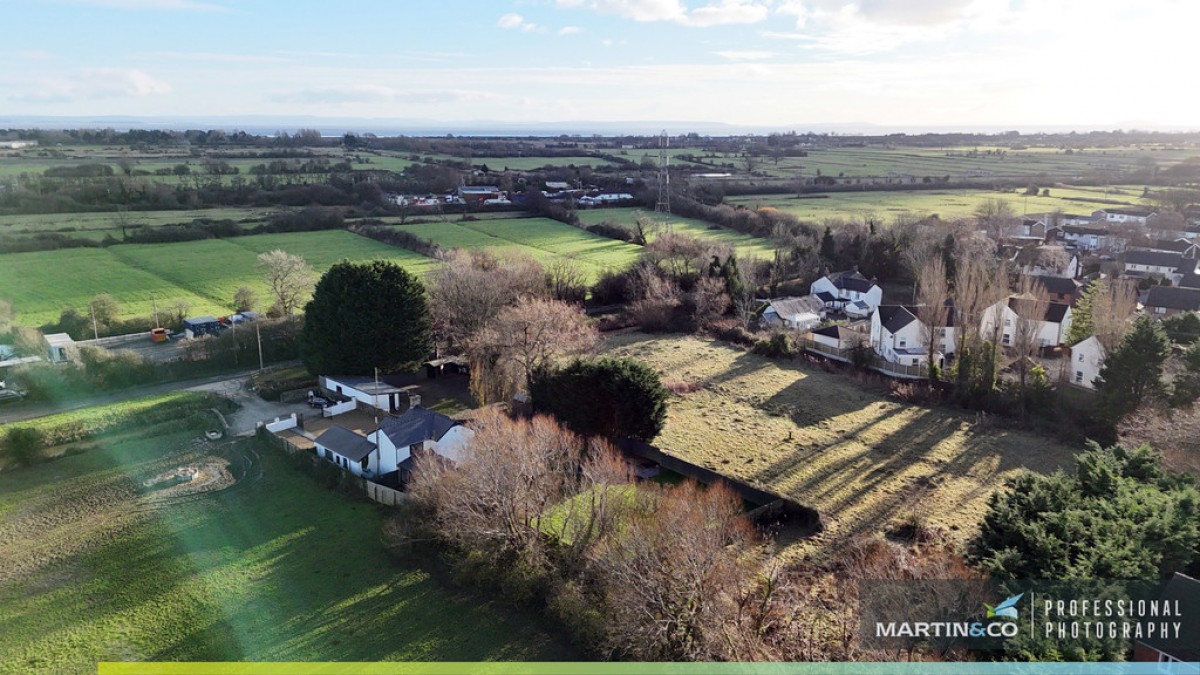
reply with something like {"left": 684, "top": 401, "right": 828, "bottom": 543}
{"left": 1092, "top": 279, "right": 1138, "bottom": 351}
{"left": 426, "top": 250, "right": 546, "bottom": 350}
{"left": 256, "top": 249, "right": 314, "bottom": 316}
{"left": 915, "top": 257, "right": 949, "bottom": 379}
{"left": 233, "top": 286, "right": 258, "bottom": 313}
{"left": 974, "top": 198, "right": 1018, "bottom": 240}
{"left": 545, "top": 257, "right": 587, "bottom": 304}
{"left": 469, "top": 297, "right": 598, "bottom": 403}
{"left": 591, "top": 480, "right": 764, "bottom": 661}
{"left": 631, "top": 211, "right": 662, "bottom": 246}
{"left": 691, "top": 275, "right": 730, "bottom": 329}
{"left": 628, "top": 265, "right": 681, "bottom": 332}
{"left": 953, "top": 252, "right": 1007, "bottom": 395}
{"left": 1009, "top": 276, "right": 1051, "bottom": 416}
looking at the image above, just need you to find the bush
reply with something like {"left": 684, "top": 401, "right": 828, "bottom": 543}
{"left": 751, "top": 333, "right": 794, "bottom": 358}
{"left": 710, "top": 324, "right": 757, "bottom": 347}
{"left": 2, "top": 427, "right": 45, "bottom": 467}
{"left": 531, "top": 357, "right": 669, "bottom": 441}
{"left": 590, "top": 268, "right": 636, "bottom": 306}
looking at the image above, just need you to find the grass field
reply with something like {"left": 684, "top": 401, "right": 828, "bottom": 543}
{"left": 603, "top": 334, "right": 1079, "bottom": 557}
{"left": 0, "top": 230, "right": 439, "bottom": 327}
{"left": 388, "top": 217, "right": 642, "bottom": 281}
{"left": 727, "top": 185, "right": 1150, "bottom": 223}
{"left": 574, "top": 207, "right": 779, "bottom": 260}
{"left": 0, "top": 207, "right": 280, "bottom": 241}
{"left": 0, "top": 422, "right": 572, "bottom": 672}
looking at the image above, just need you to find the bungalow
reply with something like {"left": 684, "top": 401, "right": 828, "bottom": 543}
{"left": 1129, "top": 238, "right": 1200, "bottom": 258}
{"left": 1123, "top": 250, "right": 1186, "bottom": 279}
{"left": 320, "top": 375, "right": 411, "bottom": 414}
{"left": 1012, "top": 245, "right": 1079, "bottom": 279}
{"left": 760, "top": 296, "right": 824, "bottom": 330}
{"left": 981, "top": 296, "right": 1073, "bottom": 348}
{"left": 1144, "top": 286, "right": 1200, "bottom": 317}
{"left": 314, "top": 406, "right": 474, "bottom": 483}
{"left": 1067, "top": 335, "right": 1105, "bottom": 389}
{"left": 810, "top": 268, "right": 882, "bottom": 317}
{"left": 809, "top": 324, "right": 862, "bottom": 351}
{"left": 1057, "top": 225, "right": 1110, "bottom": 251}
{"left": 1094, "top": 207, "right": 1156, "bottom": 225}
{"left": 869, "top": 305, "right": 929, "bottom": 367}
{"left": 366, "top": 406, "right": 474, "bottom": 484}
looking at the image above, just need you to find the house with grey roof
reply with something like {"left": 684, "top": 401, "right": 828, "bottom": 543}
{"left": 1144, "top": 286, "right": 1200, "bottom": 317}
{"left": 314, "top": 425, "right": 378, "bottom": 476}
{"left": 980, "top": 296, "right": 1073, "bottom": 348}
{"left": 313, "top": 406, "right": 474, "bottom": 484}
{"left": 810, "top": 268, "right": 882, "bottom": 318}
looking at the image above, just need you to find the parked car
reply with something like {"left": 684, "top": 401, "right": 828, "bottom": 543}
{"left": 309, "top": 396, "right": 331, "bottom": 409}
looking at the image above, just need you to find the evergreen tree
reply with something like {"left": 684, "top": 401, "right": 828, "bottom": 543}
{"left": 1064, "top": 280, "right": 1100, "bottom": 346}
{"left": 1096, "top": 315, "right": 1171, "bottom": 421}
{"left": 530, "top": 357, "right": 669, "bottom": 441}
{"left": 819, "top": 226, "right": 837, "bottom": 263}
{"left": 299, "top": 260, "right": 432, "bottom": 376}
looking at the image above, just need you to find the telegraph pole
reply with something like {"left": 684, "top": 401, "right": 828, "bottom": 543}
{"left": 152, "top": 294, "right": 160, "bottom": 328}
{"left": 89, "top": 301, "right": 99, "bottom": 340}
{"left": 255, "top": 320, "right": 264, "bottom": 371}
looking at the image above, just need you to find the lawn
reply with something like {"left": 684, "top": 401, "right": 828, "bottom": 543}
{"left": 603, "top": 333, "right": 1079, "bottom": 557}
{"left": 0, "top": 208, "right": 278, "bottom": 240}
{"left": 726, "top": 185, "right": 1151, "bottom": 223}
{"left": 575, "top": 207, "right": 779, "bottom": 260}
{"left": 0, "top": 230, "right": 439, "bottom": 327}
{"left": 0, "top": 423, "right": 573, "bottom": 672}
{"left": 389, "top": 217, "right": 642, "bottom": 281}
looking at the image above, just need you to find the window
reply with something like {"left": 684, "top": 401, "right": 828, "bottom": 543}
{"left": 1005, "top": 318, "right": 1012, "bottom": 326}
{"left": 409, "top": 442, "right": 423, "bottom": 454}
{"left": 324, "top": 449, "right": 333, "bottom": 461}
{"left": 1158, "top": 651, "right": 1183, "bottom": 675}
{"left": 1078, "top": 353, "right": 1085, "bottom": 362}
{"left": 1002, "top": 333, "right": 1011, "bottom": 346}
{"left": 1075, "top": 371, "right": 1083, "bottom": 384}
{"left": 361, "top": 457, "right": 369, "bottom": 471}
{"left": 898, "top": 338, "right": 906, "bottom": 348}
{"left": 1154, "top": 306, "right": 1166, "bottom": 314}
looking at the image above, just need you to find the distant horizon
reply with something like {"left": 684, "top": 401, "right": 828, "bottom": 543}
{"left": 3, "top": 114, "right": 1198, "bottom": 138}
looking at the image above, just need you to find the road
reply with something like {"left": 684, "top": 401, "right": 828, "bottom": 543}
{"left": 0, "top": 365, "right": 298, "bottom": 427}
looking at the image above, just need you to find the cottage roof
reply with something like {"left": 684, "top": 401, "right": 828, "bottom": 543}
{"left": 1006, "top": 297, "right": 1070, "bottom": 323}
{"left": 379, "top": 406, "right": 459, "bottom": 448}
{"left": 316, "top": 425, "right": 377, "bottom": 462}
{"left": 876, "top": 305, "right": 918, "bottom": 333}
{"left": 1102, "top": 206, "right": 1156, "bottom": 217}
{"left": 1133, "top": 239, "right": 1193, "bottom": 253}
{"left": 1031, "top": 275, "right": 1081, "bottom": 297}
{"left": 767, "top": 295, "right": 824, "bottom": 317}
{"left": 1145, "top": 286, "right": 1200, "bottom": 311}
{"left": 326, "top": 375, "right": 409, "bottom": 396}
{"left": 1061, "top": 225, "right": 1106, "bottom": 236}
{"left": 1124, "top": 250, "right": 1183, "bottom": 268}
{"left": 812, "top": 325, "right": 859, "bottom": 341}
{"left": 827, "top": 269, "right": 876, "bottom": 293}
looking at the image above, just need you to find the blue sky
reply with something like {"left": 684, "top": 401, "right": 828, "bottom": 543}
{"left": 1, "top": 0, "right": 1198, "bottom": 130}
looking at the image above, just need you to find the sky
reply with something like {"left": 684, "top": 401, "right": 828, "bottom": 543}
{"left": 1, "top": 0, "right": 1198, "bottom": 132}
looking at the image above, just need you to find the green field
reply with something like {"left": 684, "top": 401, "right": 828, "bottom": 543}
{"left": 388, "top": 217, "right": 642, "bottom": 281}
{"left": 0, "top": 414, "right": 571, "bottom": 671}
{"left": 574, "top": 207, "right": 778, "bottom": 260}
{"left": 0, "top": 208, "right": 280, "bottom": 241}
{"left": 0, "top": 230, "right": 440, "bottom": 327}
{"left": 604, "top": 334, "right": 1078, "bottom": 558}
{"left": 727, "top": 185, "right": 1151, "bottom": 223}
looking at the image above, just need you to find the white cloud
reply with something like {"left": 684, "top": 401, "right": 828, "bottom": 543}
{"left": 10, "top": 67, "right": 172, "bottom": 102}
{"left": 682, "top": 0, "right": 769, "bottom": 26}
{"left": 558, "top": 25, "right": 582, "bottom": 35}
{"left": 563, "top": 0, "right": 770, "bottom": 26}
{"left": 713, "top": 49, "right": 774, "bottom": 60}
{"left": 498, "top": 13, "right": 525, "bottom": 28}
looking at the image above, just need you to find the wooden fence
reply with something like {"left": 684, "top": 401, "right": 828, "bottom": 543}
{"left": 796, "top": 337, "right": 929, "bottom": 380}
{"left": 263, "top": 429, "right": 406, "bottom": 507}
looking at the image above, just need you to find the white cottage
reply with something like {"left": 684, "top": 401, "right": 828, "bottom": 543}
{"left": 1068, "top": 336, "right": 1105, "bottom": 389}
{"left": 870, "top": 305, "right": 928, "bottom": 366}
{"left": 314, "top": 406, "right": 474, "bottom": 483}
{"left": 980, "top": 296, "right": 1073, "bottom": 349}
{"left": 810, "top": 269, "right": 883, "bottom": 317}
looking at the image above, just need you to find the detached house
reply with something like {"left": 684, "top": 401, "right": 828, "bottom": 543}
{"left": 870, "top": 306, "right": 928, "bottom": 366}
{"left": 810, "top": 269, "right": 882, "bottom": 319}
{"left": 980, "top": 296, "right": 1073, "bottom": 349}
{"left": 1032, "top": 275, "right": 1083, "bottom": 305}
{"left": 314, "top": 406, "right": 474, "bottom": 484}
{"left": 1067, "top": 336, "right": 1105, "bottom": 389}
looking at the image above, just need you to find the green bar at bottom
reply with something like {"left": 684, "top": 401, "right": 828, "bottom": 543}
{"left": 98, "top": 662, "right": 1200, "bottom": 675}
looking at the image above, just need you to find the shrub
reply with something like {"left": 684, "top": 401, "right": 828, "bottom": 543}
{"left": 2, "top": 427, "right": 45, "bottom": 467}
{"left": 751, "top": 333, "right": 794, "bottom": 358}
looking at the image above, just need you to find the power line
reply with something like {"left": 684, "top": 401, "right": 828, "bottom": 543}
{"left": 654, "top": 129, "right": 670, "bottom": 214}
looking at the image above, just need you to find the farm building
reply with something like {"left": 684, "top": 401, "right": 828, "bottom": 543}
{"left": 760, "top": 296, "right": 823, "bottom": 330}
{"left": 43, "top": 333, "right": 76, "bottom": 363}
{"left": 1067, "top": 336, "right": 1105, "bottom": 389}
{"left": 182, "top": 316, "right": 222, "bottom": 339}
{"left": 320, "top": 375, "right": 413, "bottom": 414}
